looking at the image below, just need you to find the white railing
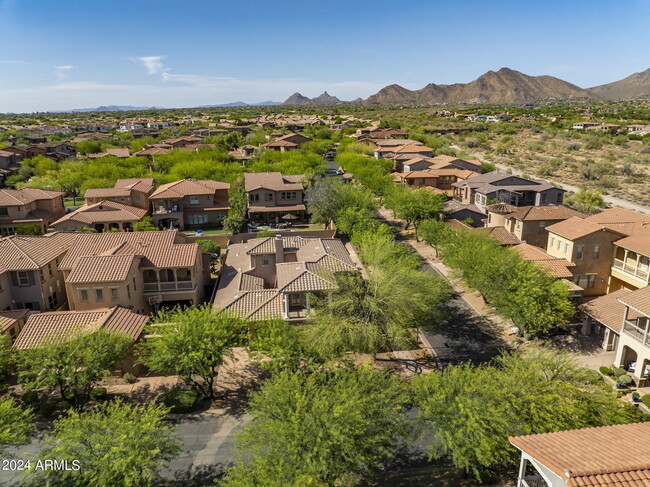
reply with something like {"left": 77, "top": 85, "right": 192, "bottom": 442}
{"left": 613, "top": 259, "right": 650, "bottom": 281}
{"left": 143, "top": 281, "right": 195, "bottom": 293}
{"left": 623, "top": 320, "right": 650, "bottom": 345}
{"left": 153, "top": 206, "right": 182, "bottom": 215}
{"left": 522, "top": 476, "right": 548, "bottom": 487}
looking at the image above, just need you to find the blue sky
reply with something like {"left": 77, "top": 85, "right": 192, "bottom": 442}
{"left": 0, "top": 0, "right": 648, "bottom": 112}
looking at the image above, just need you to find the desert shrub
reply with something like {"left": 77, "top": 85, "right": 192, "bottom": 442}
{"left": 21, "top": 390, "right": 39, "bottom": 406}
{"left": 613, "top": 367, "right": 627, "bottom": 377}
{"left": 643, "top": 394, "right": 650, "bottom": 407}
{"left": 90, "top": 387, "right": 108, "bottom": 401}
{"left": 599, "top": 366, "right": 612, "bottom": 376}
{"left": 583, "top": 369, "right": 602, "bottom": 384}
{"left": 123, "top": 372, "right": 137, "bottom": 384}
{"left": 617, "top": 375, "right": 633, "bottom": 387}
{"left": 567, "top": 142, "right": 581, "bottom": 151}
{"left": 163, "top": 389, "right": 198, "bottom": 413}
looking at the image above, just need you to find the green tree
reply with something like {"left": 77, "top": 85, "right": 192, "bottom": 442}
{"left": 17, "top": 330, "right": 131, "bottom": 412}
{"left": 223, "top": 184, "right": 248, "bottom": 234}
{"left": 566, "top": 188, "right": 605, "bottom": 214}
{"left": 416, "top": 219, "right": 450, "bottom": 257}
{"left": 137, "top": 306, "right": 247, "bottom": 399}
{"left": 25, "top": 400, "right": 180, "bottom": 487}
{"left": 15, "top": 224, "right": 43, "bottom": 235}
{"left": 219, "top": 365, "right": 411, "bottom": 487}
{"left": 196, "top": 239, "right": 220, "bottom": 256}
{"left": 304, "top": 176, "right": 341, "bottom": 228}
{"left": 134, "top": 216, "right": 158, "bottom": 231}
{"left": 0, "top": 397, "right": 33, "bottom": 454}
{"left": 412, "top": 349, "right": 645, "bottom": 482}
{"left": 386, "top": 186, "right": 445, "bottom": 234}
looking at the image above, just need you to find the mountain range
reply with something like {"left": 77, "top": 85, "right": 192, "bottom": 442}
{"left": 283, "top": 91, "right": 357, "bottom": 105}
{"left": 364, "top": 67, "right": 650, "bottom": 105}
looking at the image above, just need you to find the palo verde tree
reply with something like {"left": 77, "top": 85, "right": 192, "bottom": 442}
{"left": 416, "top": 219, "right": 451, "bottom": 257}
{"left": 24, "top": 400, "right": 180, "bottom": 487}
{"left": 219, "top": 365, "right": 411, "bottom": 487}
{"left": 17, "top": 329, "right": 131, "bottom": 412}
{"left": 223, "top": 184, "right": 248, "bottom": 234}
{"left": 412, "top": 348, "right": 646, "bottom": 482}
{"left": 0, "top": 397, "right": 33, "bottom": 454}
{"left": 385, "top": 185, "right": 446, "bottom": 235}
{"left": 137, "top": 306, "right": 248, "bottom": 399}
{"left": 304, "top": 176, "right": 341, "bottom": 229}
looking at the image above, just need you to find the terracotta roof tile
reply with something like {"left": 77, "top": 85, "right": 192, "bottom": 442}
{"left": 13, "top": 306, "right": 148, "bottom": 349}
{"left": 0, "top": 309, "right": 29, "bottom": 333}
{"left": 510, "top": 422, "right": 650, "bottom": 487}
{"left": 618, "top": 286, "right": 650, "bottom": 316}
{"left": 579, "top": 289, "right": 636, "bottom": 332}
{"left": 512, "top": 243, "right": 575, "bottom": 278}
{"left": 0, "top": 233, "right": 76, "bottom": 272}
{"left": 51, "top": 200, "right": 147, "bottom": 227}
{"left": 67, "top": 254, "right": 139, "bottom": 283}
{"left": 244, "top": 172, "right": 304, "bottom": 192}
{"left": 505, "top": 205, "right": 586, "bottom": 222}
{"left": 150, "top": 178, "right": 229, "bottom": 199}
{"left": 546, "top": 217, "right": 606, "bottom": 240}
{"left": 0, "top": 187, "right": 63, "bottom": 206}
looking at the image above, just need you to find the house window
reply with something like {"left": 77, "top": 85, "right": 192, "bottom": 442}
{"left": 640, "top": 256, "right": 649, "bottom": 271}
{"left": 190, "top": 196, "right": 200, "bottom": 205}
{"left": 0, "top": 208, "right": 7, "bottom": 216}
{"left": 280, "top": 191, "right": 297, "bottom": 200}
{"left": 80, "top": 289, "right": 89, "bottom": 302}
{"left": 48, "top": 292, "right": 58, "bottom": 310}
{"left": 550, "top": 237, "right": 555, "bottom": 249}
{"left": 574, "top": 274, "right": 596, "bottom": 289}
{"left": 593, "top": 245, "right": 600, "bottom": 259}
{"left": 266, "top": 193, "right": 273, "bottom": 201}
{"left": 133, "top": 276, "right": 137, "bottom": 291}
{"left": 249, "top": 193, "right": 260, "bottom": 202}
{"left": 127, "top": 284, "right": 131, "bottom": 299}
{"left": 189, "top": 214, "right": 208, "bottom": 225}
{"left": 541, "top": 193, "right": 547, "bottom": 203}
{"left": 110, "top": 288, "right": 119, "bottom": 302}
{"left": 262, "top": 255, "right": 269, "bottom": 266}
{"left": 556, "top": 193, "right": 563, "bottom": 203}
{"left": 557, "top": 239, "right": 561, "bottom": 250}
{"left": 564, "top": 242, "right": 569, "bottom": 255}
{"left": 17, "top": 271, "right": 30, "bottom": 287}
{"left": 95, "top": 289, "right": 103, "bottom": 302}
{"left": 576, "top": 246, "right": 584, "bottom": 260}
{"left": 47, "top": 263, "right": 53, "bottom": 277}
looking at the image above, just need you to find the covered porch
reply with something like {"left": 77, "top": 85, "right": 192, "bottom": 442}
{"left": 282, "top": 292, "right": 312, "bottom": 320}
{"left": 143, "top": 268, "right": 196, "bottom": 294}
{"left": 248, "top": 204, "right": 307, "bottom": 225}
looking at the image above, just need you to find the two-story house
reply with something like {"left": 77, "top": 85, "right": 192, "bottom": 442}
{"left": 244, "top": 172, "right": 306, "bottom": 225}
{"left": 0, "top": 233, "right": 77, "bottom": 312}
{"left": 487, "top": 205, "right": 586, "bottom": 249}
{"left": 0, "top": 188, "right": 66, "bottom": 236}
{"left": 58, "top": 231, "right": 209, "bottom": 313}
{"left": 510, "top": 422, "right": 650, "bottom": 487}
{"left": 149, "top": 178, "right": 230, "bottom": 231}
{"left": 402, "top": 154, "right": 482, "bottom": 173}
{"left": 83, "top": 179, "right": 155, "bottom": 210}
{"left": 546, "top": 208, "right": 650, "bottom": 296}
{"left": 214, "top": 235, "right": 357, "bottom": 320}
{"left": 263, "top": 133, "right": 312, "bottom": 152}
{"left": 451, "top": 173, "right": 565, "bottom": 215}
{"left": 394, "top": 168, "right": 478, "bottom": 197}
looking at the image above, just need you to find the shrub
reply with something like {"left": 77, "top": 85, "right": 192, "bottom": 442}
{"left": 612, "top": 367, "right": 627, "bottom": 377}
{"left": 39, "top": 401, "right": 57, "bottom": 418}
{"left": 583, "top": 369, "right": 602, "bottom": 385}
{"left": 599, "top": 366, "right": 612, "bottom": 376}
{"left": 643, "top": 394, "right": 650, "bottom": 408}
{"left": 163, "top": 389, "right": 198, "bottom": 413}
{"left": 617, "top": 375, "right": 633, "bottom": 387}
{"left": 123, "top": 372, "right": 137, "bottom": 384}
{"left": 90, "top": 387, "right": 108, "bottom": 401}
{"left": 21, "top": 390, "right": 39, "bottom": 406}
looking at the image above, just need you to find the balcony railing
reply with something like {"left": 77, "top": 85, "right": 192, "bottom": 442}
{"left": 153, "top": 206, "right": 183, "bottom": 215}
{"left": 613, "top": 259, "right": 650, "bottom": 281}
{"left": 522, "top": 476, "right": 548, "bottom": 487}
{"left": 622, "top": 320, "right": 650, "bottom": 346}
{"left": 143, "top": 281, "right": 195, "bottom": 293}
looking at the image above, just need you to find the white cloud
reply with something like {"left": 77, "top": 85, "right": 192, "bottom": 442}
{"left": 54, "top": 65, "right": 73, "bottom": 81}
{"left": 132, "top": 56, "right": 167, "bottom": 75}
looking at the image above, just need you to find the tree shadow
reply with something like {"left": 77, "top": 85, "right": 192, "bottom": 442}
{"left": 543, "top": 332, "right": 605, "bottom": 356}
{"left": 161, "top": 464, "right": 225, "bottom": 487}
{"left": 422, "top": 294, "right": 511, "bottom": 366}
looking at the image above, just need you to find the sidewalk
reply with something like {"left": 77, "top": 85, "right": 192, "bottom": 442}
{"left": 376, "top": 206, "right": 511, "bottom": 330}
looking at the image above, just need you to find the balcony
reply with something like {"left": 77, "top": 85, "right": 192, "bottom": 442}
{"left": 153, "top": 205, "right": 183, "bottom": 215}
{"left": 143, "top": 281, "right": 195, "bottom": 293}
{"left": 612, "top": 258, "right": 650, "bottom": 283}
{"left": 623, "top": 320, "right": 650, "bottom": 346}
{"left": 522, "top": 476, "right": 548, "bottom": 487}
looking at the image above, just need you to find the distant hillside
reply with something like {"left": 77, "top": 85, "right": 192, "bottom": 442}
{"left": 197, "top": 100, "right": 282, "bottom": 107}
{"left": 68, "top": 105, "right": 161, "bottom": 112}
{"left": 365, "top": 68, "right": 594, "bottom": 105}
{"left": 587, "top": 68, "right": 650, "bottom": 100}
{"left": 283, "top": 91, "right": 343, "bottom": 105}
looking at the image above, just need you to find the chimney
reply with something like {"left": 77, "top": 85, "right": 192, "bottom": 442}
{"left": 275, "top": 235, "right": 284, "bottom": 264}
